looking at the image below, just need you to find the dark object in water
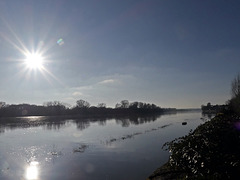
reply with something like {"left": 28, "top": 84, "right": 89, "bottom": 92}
{"left": 73, "top": 144, "right": 88, "bottom": 153}
{"left": 182, "top": 122, "right": 187, "bottom": 125}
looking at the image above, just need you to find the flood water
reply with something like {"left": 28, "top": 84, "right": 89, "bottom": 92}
{"left": 0, "top": 111, "right": 210, "bottom": 180}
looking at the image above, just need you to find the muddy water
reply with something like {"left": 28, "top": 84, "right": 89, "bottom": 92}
{"left": 0, "top": 111, "right": 209, "bottom": 180}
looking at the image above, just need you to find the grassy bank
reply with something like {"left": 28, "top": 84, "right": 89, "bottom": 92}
{"left": 148, "top": 113, "right": 240, "bottom": 179}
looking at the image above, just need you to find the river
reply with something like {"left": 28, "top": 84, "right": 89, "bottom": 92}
{"left": 0, "top": 111, "right": 211, "bottom": 179}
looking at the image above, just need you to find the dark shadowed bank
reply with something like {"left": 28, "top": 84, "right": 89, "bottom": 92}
{"left": 147, "top": 113, "right": 240, "bottom": 179}
{"left": 148, "top": 74, "right": 240, "bottom": 179}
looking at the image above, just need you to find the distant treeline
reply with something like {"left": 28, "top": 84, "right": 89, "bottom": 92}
{"left": 0, "top": 100, "right": 176, "bottom": 117}
{"left": 201, "top": 102, "right": 228, "bottom": 113}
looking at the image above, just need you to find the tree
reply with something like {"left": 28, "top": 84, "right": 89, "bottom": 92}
{"left": 231, "top": 74, "right": 240, "bottom": 98}
{"left": 151, "top": 104, "right": 157, "bottom": 109}
{"left": 138, "top": 102, "right": 144, "bottom": 109}
{"left": 76, "top": 99, "right": 90, "bottom": 108}
{"left": 0, "top": 102, "right": 6, "bottom": 108}
{"left": 43, "top": 101, "right": 65, "bottom": 107}
{"left": 120, "top": 100, "right": 129, "bottom": 108}
{"left": 207, "top": 102, "right": 211, "bottom": 107}
{"left": 97, "top": 103, "right": 106, "bottom": 108}
{"left": 129, "top": 102, "right": 139, "bottom": 109}
{"left": 229, "top": 74, "right": 240, "bottom": 114}
{"left": 115, "top": 103, "right": 121, "bottom": 109}
{"left": 43, "top": 101, "right": 67, "bottom": 115}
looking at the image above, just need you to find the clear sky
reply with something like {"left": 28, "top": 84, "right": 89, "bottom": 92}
{"left": 0, "top": 0, "right": 240, "bottom": 108}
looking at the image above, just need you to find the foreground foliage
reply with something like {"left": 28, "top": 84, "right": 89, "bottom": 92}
{"left": 163, "top": 113, "right": 240, "bottom": 179}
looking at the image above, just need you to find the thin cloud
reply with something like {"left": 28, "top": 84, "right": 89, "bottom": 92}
{"left": 98, "top": 79, "right": 116, "bottom": 84}
{"left": 73, "top": 85, "right": 93, "bottom": 90}
{"left": 72, "top": 91, "right": 83, "bottom": 96}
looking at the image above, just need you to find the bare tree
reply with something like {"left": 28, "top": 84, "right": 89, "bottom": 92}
{"left": 231, "top": 74, "right": 240, "bottom": 98}
{"left": 97, "top": 103, "right": 106, "bottom": 108}
{"left": 76, "top": 99, "right": 90, "bottom": 108}
{"left": 43, "top": 101, "right": 66, "bottom": 108}
{"left": 115, "top": 103, "right": 121, "bottom": 109}
{"left": 229, "top": 74, "right": 240, "bottom": 114}
{"left": 0, "top": 102, "right": 6, "bottom": 108}
{"left": 120, "top": 100, "right": 129, "bottom": 108}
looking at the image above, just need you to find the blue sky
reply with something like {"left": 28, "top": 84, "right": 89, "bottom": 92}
{"left": 0, "top": 0, "right": 240, "bottom": 108}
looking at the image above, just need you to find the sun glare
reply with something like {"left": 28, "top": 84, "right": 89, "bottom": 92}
{"left": 0, "top": 19, "right": 64, "bottom": 85}
{"left": 26, "top": 161, "right": 39, "bottom": 180}
{"left": 25, "top": 53, "right": 44, "bottom": 69}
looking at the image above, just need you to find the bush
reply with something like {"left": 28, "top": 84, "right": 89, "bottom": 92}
{"left": 163, "top": 114, "right": 240, "bottom": 179}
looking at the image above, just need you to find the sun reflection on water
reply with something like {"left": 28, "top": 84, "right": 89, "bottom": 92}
{"left": 25, "top": 161, "right": 39, "bottom": 180}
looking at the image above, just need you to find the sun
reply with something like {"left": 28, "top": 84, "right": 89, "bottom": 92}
{"left": 24, "top": 53, "right": 44, "bottom": 69}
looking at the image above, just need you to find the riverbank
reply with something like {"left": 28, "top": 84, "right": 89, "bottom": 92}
{"left": 148, "top": 113, "right": 240, "bottom": 179}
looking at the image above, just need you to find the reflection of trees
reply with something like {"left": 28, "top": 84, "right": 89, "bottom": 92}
{"left": 115, "top": 114, "right": 161, "bottom": 127}
{"left": 73, "top": 117, "right": 108, "bottom": 130}
{"left": 75, "top": 120, "right": 90, "bottom": 131}
{"left": 0, "top": 116, "right": 68, "bottom": 132}
{"left": 0, "top": 114, "right": 164, "bottom": 133}
{"left": 115, "top": 118, "right": 130, "bottom": 127}
{"left": 0, "top": 126, "right": 4, "bottom": 134}
{"left": 43, "top": 121, "right": 67, "bottom": 130}
{"left": 98, "top": 120, "right": 106, "bottom": 126}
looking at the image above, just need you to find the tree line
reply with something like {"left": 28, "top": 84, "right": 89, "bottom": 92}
{"left": 201, "top": 74, "right": 240, "bottom": 115}
{"left": 201, "top": 102, "right": 227, "bottom": 113}
{"left": 0, "top": 100, "right": 176, "bottom": 117}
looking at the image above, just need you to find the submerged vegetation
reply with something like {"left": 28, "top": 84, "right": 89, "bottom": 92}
{"left": 149, "top": 74, "right": 240, "bottom": 179}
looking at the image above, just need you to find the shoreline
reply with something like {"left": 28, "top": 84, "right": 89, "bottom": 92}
{"left": 147, "top": 113, "right": 240, "bottom": 179}
{"left": 147, "top": 163, "right": 186, "bottom": 180}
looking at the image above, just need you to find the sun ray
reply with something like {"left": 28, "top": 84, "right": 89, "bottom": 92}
{"left": 39, "top": 66, "right": 67, "bottom": 87}
{"left": 0, "top": 17, "right": 66, "bottom": 87}
{"left": 0, "top": 17, "right": 30, "bottom": 55}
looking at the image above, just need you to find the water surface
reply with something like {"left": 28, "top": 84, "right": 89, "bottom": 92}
{"left": 0, "top": 111, "right": 208, "bottom": 179}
